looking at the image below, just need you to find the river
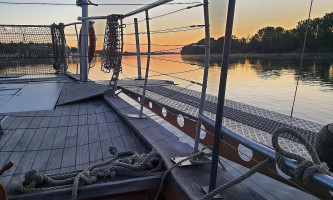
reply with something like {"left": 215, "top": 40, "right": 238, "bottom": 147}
{"left": 68, "top": 54, "right": 333, "bottom": 125}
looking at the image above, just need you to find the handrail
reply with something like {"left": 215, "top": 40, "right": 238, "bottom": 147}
{"left": 78, "top": 0, "right": 173, "bottom": 21}
{"left": 199, "top": 113, "right": 333, "bottom": 191}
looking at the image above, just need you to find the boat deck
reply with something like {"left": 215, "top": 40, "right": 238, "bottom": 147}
{"left": 0, "top": 99, "right": 150, "bottom": 196}
{"left": 0, "top": 75, "right": 320, "bottom": 199}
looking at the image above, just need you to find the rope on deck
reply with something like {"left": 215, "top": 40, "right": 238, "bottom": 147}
{"left": 201, "top": 127, "right": 332, "bottom": 199}
{"left": 17, "top": 146, "right": 164, "bottom": 200}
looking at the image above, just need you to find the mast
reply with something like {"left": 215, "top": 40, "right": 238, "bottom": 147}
{"left": 78, "top": 0, "right": 89, "bottom": 82}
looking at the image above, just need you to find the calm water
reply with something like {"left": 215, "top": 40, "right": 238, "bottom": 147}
{"left": 68, "top": 54, "right": 333, "bottom": 125}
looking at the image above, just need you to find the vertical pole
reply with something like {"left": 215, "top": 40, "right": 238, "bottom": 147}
{"left": 74, "top": 24, "right": 80, "bottom": 75}
{"left": 194, "top": 0, "right": 210, "bottom": 153}
{"left": 134, "top": 18, "right": 142, "bottom": 79}
{"left": 80, "top": 0, "right": 89, "bottom": 82}
{"left": 139, "top": 10, "right": 151, "bottom": 118}
{"left": 209, "top": 0, "right": 236, "bottom": 191}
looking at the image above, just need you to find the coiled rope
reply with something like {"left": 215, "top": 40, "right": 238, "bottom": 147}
{"left": 17, "top": 146, "right": 164, "bottom": 200}
{"left": 201, "top": 127, "right": 332, "bottom": 199}
{"left": 272, "top": 127, "right": 332, "bottom": 185}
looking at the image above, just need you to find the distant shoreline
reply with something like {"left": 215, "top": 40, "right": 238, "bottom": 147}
{"left": 181, "top": 53, "right": 333, "bottom": 60}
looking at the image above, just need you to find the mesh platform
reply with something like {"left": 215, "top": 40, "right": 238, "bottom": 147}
{"left": 120, "top": 85, "right": 323, "bottom": 159}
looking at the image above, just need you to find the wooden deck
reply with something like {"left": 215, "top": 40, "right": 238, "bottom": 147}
{"left": 0, "top": 99, "right": 150, "bottom": 197}
{"left": 104, "top": 95, "right": 266, "bottom": 200}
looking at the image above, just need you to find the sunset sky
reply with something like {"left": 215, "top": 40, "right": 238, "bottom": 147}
{"left": 0, "top": 0, "right": 332, "bottom": 51}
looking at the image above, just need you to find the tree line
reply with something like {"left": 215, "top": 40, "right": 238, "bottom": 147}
{"left": 181, "top": 12, "right": 333, "bottom": 55}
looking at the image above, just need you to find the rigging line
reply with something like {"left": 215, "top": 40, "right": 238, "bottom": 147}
{"left": 123, "top": 25, "right": 204, "bottom": 35}
{"left": 124, "top": 44, "right": 186, "bottom": 47}
{"left": 122, "top": 62, "right": 202, "bottom": 86}
{"left": 149, "top": 66, "right": 204, "bottom": 78}
{"left": 150, "top": 47, "right": 184, "bottom": 53}
{"left": 141, "top": 55, "right": 203, "bottom": 67}
{"left": 0, "top": 2, "right": 201, "bottom": 6}
{"left": 290, "top": 0, "right": 314, "bottom": 118}
{"left": 124, "top": 3, "right": 204, "bottom": 26}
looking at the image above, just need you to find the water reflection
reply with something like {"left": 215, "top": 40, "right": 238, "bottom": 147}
{"left": 1, "top": 54, "right": 332, "bottom": 124}
{"left": 182, "top": 55, "right": 333, "bottom": 87}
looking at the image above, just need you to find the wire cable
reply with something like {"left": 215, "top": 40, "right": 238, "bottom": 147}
{"left": 290, "top": 0, "right": 314, "bottom": 117}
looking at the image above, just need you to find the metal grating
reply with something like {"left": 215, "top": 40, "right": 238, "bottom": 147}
{"left": 120, "top": 85, "right": 323, "bottom": 155}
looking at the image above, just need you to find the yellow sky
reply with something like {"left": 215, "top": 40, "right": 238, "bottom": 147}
{"left": 0, "top": 0, "right": 332, "bottom": 51}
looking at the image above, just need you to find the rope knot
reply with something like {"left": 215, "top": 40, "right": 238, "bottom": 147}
{"left": 295, "top": 161, "right": 330, "bottom": 185}
{"left": 23, "top": 169, "right": 44, "bottom": 188}
{"left": 272, "top": 127, "right": 332, "bottom": 185}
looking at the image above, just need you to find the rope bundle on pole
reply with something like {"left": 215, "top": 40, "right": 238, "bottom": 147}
{"left": 17, "top": 146, "right": 164, "bottom": 200}
{"left": 272, "top": 127, "right": 332, "bottom": 185}
{"left": 201, "top": 127, "right": 333, "bottom": 199}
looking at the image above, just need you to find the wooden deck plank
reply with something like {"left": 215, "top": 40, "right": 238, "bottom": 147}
{"left": 48, "top": 116, "right": 61, "bottom": 128}
{"left": 44, "top": 109, "right": 54, "bottom": 117}
{"left": 52, "top": 106, "right": 63, "bottom": 117}
{"left": 100, "top": 139, "right": 113, "bottom": 159}
{"left": 14, "top": 151, "right": 38, "bottom": 174}
{"left": 39, "top": 128, "right": 57, "bottom": 150}
{"left": 1, "top": 116, "right": 16, "bottom": 129}
{"left": 61, "top": 147, "right": 76, "bottom": 168}
{"left": 0, "top": 152, "right": 11, "bottom": 167}
{"left": 14, "top": 129, "right": 36, "bottom": 152}
{"left": 52, "top": 127, "right": 67, "bottom": 149}
{"left": 70, "top": 104, "right": 80, "bottom": 116}
{"left": 27, "top": 128, "right": 47, "bottom": 151}
{"left": 116, "top": 121, "right": 131, "bottom": 136}
{"left": 76, "top": 145, "right": 89, "bottom": 165}
{"left": 104, "top": 111, "right": 115, "bottom": 123}
{"left": 17, "top": 117, "right": 33, "bottom": 129}
{"left": 0, "top": 130, "right": 14, "bottom": 150}
{"left": 35, "top": 110, "right": 46, "bottom": 117}
{"left": 88, "top": 124, "right": 99, "bottom": 143}
{"left": 77, "top": 125, "right": 89, "bottom": 145}
{"left": 78, "top": 103, "right": 88, "bottom": 115}
{"left": 5, "top": 152, "right": 25, "bottom": 176}
{"left": 88, "top": 142, "right": 102, "bottom": 162}
{"left": 2, "top": 129, "right": 25, "bottom": 151}
{"left": 121, "top": 134, "right": 139, "bottom": 152}
{"left": 46, "top": 149, "right": 64, "bottom": 170}
{"left": 107, "top": 122, "right": 120, "bottom": 138}
{"left": 7, "top": 174, "right": 25, "bottom": 194}
{"left": 97, "top": 123, "right": 110, "bottom": 141}
{"left": 87, "top": 114, "right": 97, "bottom": 125}
{"left": 111, "top": 136, "right": 126, "bottom": 152}
{"left": 86, "top": 102, "right": 96, "bottom": 114}
{"left": 105, "top": 95, "right": 266, "bottom": 200}
{"left": 31, "top": 150, "right": 51, "bottom": 171}
{"left": 38, "top": 116, "right": 52, "bottom": 128}
{"left": 7, "top": 117, "right": 25, "bottom": 130}
{"left": 68, "top": 115, "right": 79, "bottom": 126}
{"left": 65, "top": 126, "right": 78, "bottom": 148}
{"left": 28, "top": 117, "right": 43, "bottom": 129}
{"left": 96, "top": 112, "right": 106, "bottom": 124}
{"left": 95, "top": 102, "right": 104, "bottom": 114}
{"left": 61, "top": 105, "right": 71, "bottom": 116}
{"left": 25, "top": 111, "right": 37, "bottom": 117}
{"left": 78, "top": 115, "right": 87, "bottom": 126}
{"left": 58, "top": 115, "right": 70, "bottom": 127}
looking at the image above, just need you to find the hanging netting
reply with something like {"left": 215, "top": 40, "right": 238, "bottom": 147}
{"left": 0, "top": 23, "right": 67, "bottom": 75}
{"left": 101, "top": 15, "right": 123, "bottom": 73}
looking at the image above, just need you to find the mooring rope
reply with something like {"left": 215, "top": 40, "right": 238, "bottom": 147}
{"left": 201, "top": 127, "right": 332, "bottom": 199}
{"left": 17, "top": 146, "right": 164, "bottom": 200}
{"left": 272, "top": 127, "right": 332, "bottom": 184}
